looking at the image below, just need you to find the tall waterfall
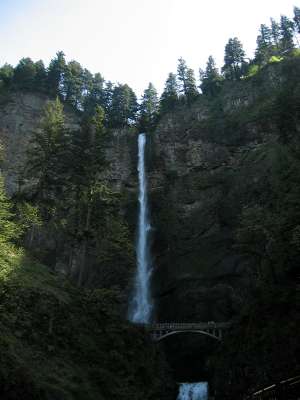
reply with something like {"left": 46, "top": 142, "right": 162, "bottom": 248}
{"left": 129, "top": 133, "right": 153, "bottom": 323}
{"left": 177, "top": 383, "right": 208, "bottom": 400}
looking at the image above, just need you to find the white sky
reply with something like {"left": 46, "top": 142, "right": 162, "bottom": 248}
{"left": 0, "top": 0, "right": 298, "bottom": 96}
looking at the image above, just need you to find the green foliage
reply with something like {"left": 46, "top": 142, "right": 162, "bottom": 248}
{"left": 268, "top": 55, "right": 283, "bottom": 63}
{"left": 159, "top": 72, "right": 179, "bottom": 114}
{"left": 244, "top": 64, "right": 260, "bottom": 78}
{"left": 63, "top": 60, "right": 85, "bottom": 108}
{"left": 0, "top": 175, "right": 20, "bottom": 245}
{"left": 108, "top": 84, "right": 138, "bottom": 128}
{"left": 291, "top": 48, "right": 300, "bottom": 57}
{"left": 270, "top": 18, "right": 281, "bottom": 49}
{"left": 83, "top": 73, "right": 106, "bottom": 117}
{"left": 222, "top": 37, "right": 246, "bottom": 80}
{"left": 26, "top": 98, "right": 66, "bottom": 211}
{"left": 0, "top": 249, "right": 174, "bottom": 400}
{"left": 24, "top": 98, "right": 134, "bottom": 288}
{"left": 294, "top": 6, "right": 300, "bottom": 34}
{"left": 0, "top": 64, "right": 14, "bottom": 90}
{"left": 255, "top": 24, "right": 273, "bottom": 65}
{"left": 177, "top": 57, "right": 198, "bottom": 104}
{"left": 139, "top": 82, "right": 159, "bottom": 132}
{"left": 46, "top": 51, "right": 66, "bottom": 97}
{"left": 279, "top": 15, "right": 295, "bottom": 52}
{"left": 13, "top": 58, "right": 37, "bottom": 91}
{"left": 199, "top": 55, "right": 223, "bottom": 96}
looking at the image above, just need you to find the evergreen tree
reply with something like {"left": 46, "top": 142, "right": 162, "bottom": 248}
{"left": 177, "top": 58, "right": 198, "bottom": 104}
{"left": 139, "top": 83, "right": 159, "bottom": 132}
{"left": 109, "top": 84, "right": 137, "bottom": 128}
{"left": 199, "top": 55, "right": 222, "bottom": 97}
{"left": 177, "top": 57, "right": 188, "bottom": 97}
{"left": 63, "top": 60, "right": 84, "bottom": 108}
{"left": 83, "top": 72, "right": 106, "bottom": 117}
{"left": 81, "top": 68, "right": 94, "bottom": 101}
{"left": 279, "top": 15, "right": 295, "bottom": 53}
{"left": 13, "top": 58, "right": 37, "bottom": 90}
{"left": 294, "top": 6, "right": 300, "bottom": 34}
{"left": 26, "top": 98, "right": 67, "bottom": 209}
{"left": 159, "top": 72, "right": 179, "bottom": 114}
{"left": 222, "top": 37, "right": 246, "bottom": 80}
{"left": 47, "top": 51, "right": 66, "bottom": 97}
{"left": 64, "top": 105, "right": 110, "bottom": 285}
{"left": 0, "top": 64, "right": 14, "bottom": 89}
{"left": 185, "top": 68, "right": 198, "bottom": 104}
{"left": 255, "top": 24, "right": 273, "bottom": 64}
{"left": 270, "top": 18, "right": 281, "bottom": 51}
{"left": 103, "top": 81, "right": 114, "bottom": 120}
{"left": 34, "top": 60, "right": 47, "bottom": 92}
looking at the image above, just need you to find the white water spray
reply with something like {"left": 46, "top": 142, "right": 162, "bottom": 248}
{"left": 177, "top": 383, "right": 208, "bottom": 400}
{"left": 129, "top": 133, "right": 153, "bottom": 323}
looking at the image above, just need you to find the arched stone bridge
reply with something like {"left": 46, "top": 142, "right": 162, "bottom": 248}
{"left": 144, "top": 322, "right": 231, "bottom": 342}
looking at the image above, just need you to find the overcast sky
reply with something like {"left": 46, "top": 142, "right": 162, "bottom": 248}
{"left": 0, "top": 0, "right": 297, "bottom": 96}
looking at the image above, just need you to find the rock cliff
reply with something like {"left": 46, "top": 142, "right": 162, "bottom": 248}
{"left": 0, "top": 59, "right": 295, "bottom": 325}
{"left": 148, "top": 106, "right": 278, "bottom": 322}
{"left": 0, "top": 92, "right": 80, "bottom": 194}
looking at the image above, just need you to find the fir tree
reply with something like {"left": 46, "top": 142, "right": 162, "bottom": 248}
{"left": 0, "top": 64, "right": 14, "bottom": 89}
{"left": 139, "top": 83, "right": 159, "bottom": 132}
{"left": 294, "top": 6, "right": 300, "bottom": 34}
{"left": 83, "top": 72, "right": 105, "bottom": 117}
{"left": 270, "top": 18, "right": 281, "bottom": 51}
{"left": 222, "top": 37, "right": 246, "bottom": 80}
{"left": 26, "top": 98, "right": 67, "bottom": 209}
{"left": 63, "top": 60, "right": 84, "bottom": 108}
{"left": 109, "top": 84, "right": 137, "bottom": 128}
{"left": 47, "top": 51, "right": 66, "bottom": 98}
{"left": 255, "top": 24, "right": 273, "bottom": 64}
{"left": 177, "top": 58, "right": 198, "bottom": 104}
{"left": 185, "top": 68, "right": 198, "bottom": 104}
{"left": 34, "top": 60, "right": 47, "bottom": 92}
{"left": 199, "top": 56, "right": 222, "bottom": 97}
{"left": 159, "top": 72, "right": 179, "bottom": 114}
{"left": 177, "top": 57, "right": 188, "bottom": 96}
{"left": 13, "top": 58, "right": 37, "bottom": 90}
{"left": 279, "top": 15, "right": 295, "bottom": 53}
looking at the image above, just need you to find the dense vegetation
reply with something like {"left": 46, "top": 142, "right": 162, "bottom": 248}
{"left": 0, "top": 7, "right": 299, "bottom": 400}
{"left": 0, "top": 149, "right": 174, "bottom": 399}
{"left": 0, "top": 250, "right": 174, "bottom": 399}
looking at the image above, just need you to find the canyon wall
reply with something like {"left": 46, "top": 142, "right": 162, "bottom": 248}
{"left": 0, "top": 61, "right": 288, "bottom": 323}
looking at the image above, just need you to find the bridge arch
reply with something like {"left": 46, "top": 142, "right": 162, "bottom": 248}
{"left": 144, "top": 322, "right": 231, "bottom": 342}
{"left": 154, "top": 329, "right": 221, "bottom": 342}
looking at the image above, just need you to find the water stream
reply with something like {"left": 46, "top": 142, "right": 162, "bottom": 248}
{"left": 177, "top": 383, "right": 208, "bottom": 400}
{"left": 129, "top": 135, "right": 208, "bottom": 398}
{"left": 129, "top": 133, "right": 153, "bottom": 323}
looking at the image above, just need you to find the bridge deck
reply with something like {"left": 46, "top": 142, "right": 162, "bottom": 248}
{"left": 145, "top": 322, "right": 231, "bottom": 331}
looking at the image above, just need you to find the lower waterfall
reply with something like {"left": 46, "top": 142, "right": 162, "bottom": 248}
{"left": 177, "top": 383, "right": 208, "bottom": 400}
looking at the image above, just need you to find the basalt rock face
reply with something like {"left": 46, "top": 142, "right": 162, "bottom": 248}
{"left": 0, "top": 90, "right": 278, "bottom": 324}
{"left": 0, "top": 91, "right": 80, "bottom": 194}
{"left": 0, "top": 91, "right": 138, "bottom": 293}
{"left": 0, "top": 61, "right": 290, "bottom": 326}
{"left": 148, "top": 104, "right": 278, "bottom": 323}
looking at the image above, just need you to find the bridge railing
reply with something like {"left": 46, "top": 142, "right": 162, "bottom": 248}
{"left": 145, "top": 322, "right": 231, "bottom": 331}
{"left": 246, "top": 375, "right": 300, "bottom": 399}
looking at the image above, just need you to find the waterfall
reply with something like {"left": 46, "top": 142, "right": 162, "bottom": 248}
{"left": 129, "top": 133, "right": 153, "bottom": 323}
{"left": 177, "top": 383, "right": 208, "bottom": 400}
